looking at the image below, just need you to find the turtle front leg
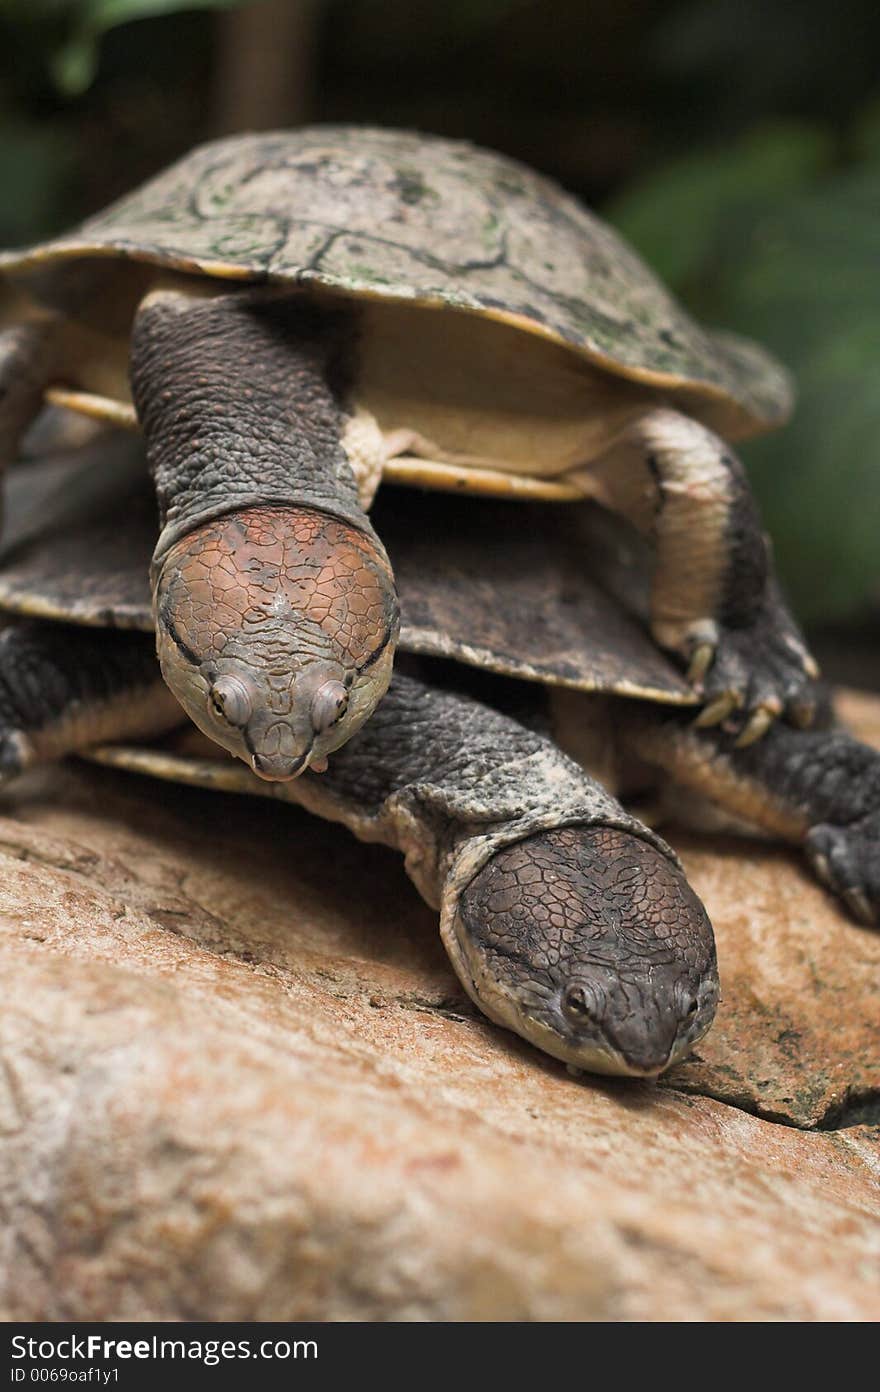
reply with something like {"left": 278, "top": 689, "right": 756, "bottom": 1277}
{"left": 590, "top": 408, "right": 817, "bottom": 743}
{"left": 620, "top": 697, "right": 880, "bottom": 925}
{"left": 130, "top": 284, "right": 398, "bottom": 782}
{"left": 0, "top": 622, "right": 181, "bottom": 780}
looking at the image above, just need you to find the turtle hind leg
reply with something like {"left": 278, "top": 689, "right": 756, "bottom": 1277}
{"left": 0, "top": 321, "right": 58, "bottom": 470}
{"left": 619, "top": 696, "right": 880, "bottom": 925}
{"left": 0, "top": 622, "right": 182, "bottom": 780}
{"left": 586, "top": 408, "right": 818, "bottom": 742}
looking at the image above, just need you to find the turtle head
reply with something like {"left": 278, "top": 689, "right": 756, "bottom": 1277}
{"left": 447, "top": 826, "right": 718, "bottom": 1077}
{"left": 154, "top": 505, "right": 399, "bottom": 779}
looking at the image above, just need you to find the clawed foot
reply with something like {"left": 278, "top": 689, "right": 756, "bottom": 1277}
{"left": 672, "top": 609, "right": 820, "bottom": 747}
{"left": 805, "top": 819, "right": 880, "bottom": 926}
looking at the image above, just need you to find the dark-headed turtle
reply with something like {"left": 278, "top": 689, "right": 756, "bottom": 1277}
{"left": 0, "top": 127, "right": 818, "bottom": 785}
{"left": 0, "top": 438, "right": 876, "bottom": 1079}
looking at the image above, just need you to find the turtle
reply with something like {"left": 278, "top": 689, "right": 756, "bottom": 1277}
{"left": 0, "top": 125, "right": 820, "bottom": 787}
{"left": 0, "top": 435, "right": 877, "bottom": 1081}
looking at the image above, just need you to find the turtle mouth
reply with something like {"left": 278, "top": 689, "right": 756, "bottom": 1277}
{"left": 518, "top": 1008, "right": 670, "bottom": 1078}
{"left": 613, "top": 1048, "right": 674, "bottom": 1079}
{"left": 250, "top": 749, "right": 311, "bottom": 781}
{"left": 601, "top": 1028, "right": 678, "bottom": 1079}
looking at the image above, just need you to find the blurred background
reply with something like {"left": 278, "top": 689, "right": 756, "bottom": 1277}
{"left": 1, "top": 0, "right": 878, "bottom": 680}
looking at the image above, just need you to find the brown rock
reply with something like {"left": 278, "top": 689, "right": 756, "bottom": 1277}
{"left": 0, "top": 696, "right": 878, "bottom": 1321}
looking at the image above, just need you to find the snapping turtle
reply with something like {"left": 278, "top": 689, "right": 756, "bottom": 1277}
{"left": 0, "top": 436, "right": 877, "bottom": 1079}
{"left": 0, "top": 126, "right": 818, "bottom": 784}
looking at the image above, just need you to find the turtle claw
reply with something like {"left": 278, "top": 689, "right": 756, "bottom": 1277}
{"left": 806, "top": 848, "right": 835, "bottom": 891}
{"left": 804, "top": 820, "right": 880, "bottom": 926}
{"left": 844, "top": 886, "right": 874, "bottom": 926}
{"left": 693, "top": 691, "right": 740, "bottom": 729}
{"left": 734, "top": 704, "right": 778, "bottom": 749}
{"left": 687, "top": 643, "right": 714, "bottom": 686}
{"left": 0, "top": 731, "right": 29, "bottom": 784}
{"left": 803, "top": 653, "right": 820, "bottom": 680}
{"left": 678, "top": 608, "right": 821, "bottom": 747}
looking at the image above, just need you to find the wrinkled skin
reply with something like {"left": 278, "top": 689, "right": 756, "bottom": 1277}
{"left": 132, "top": 285, "right": 400, "bottom": 781}
{"left": 454, "top": 826, "right": 719, "bottom": 1076}
{"left": 155, "top": 505, "right": 399, "bottom": 778}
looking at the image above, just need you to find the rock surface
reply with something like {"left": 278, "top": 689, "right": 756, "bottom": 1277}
{"left": 0, "top": 695, "right": 878, "bottom": 1321}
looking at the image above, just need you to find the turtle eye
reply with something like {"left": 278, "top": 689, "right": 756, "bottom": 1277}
{"left": 310, "top": 679, "right": 348, "bottom": 733}
{"left": 209, "top": 675, "right": 252, "bottom": 727}
{"left": 562, "top": 984, "right": 594, "bottom": 1023}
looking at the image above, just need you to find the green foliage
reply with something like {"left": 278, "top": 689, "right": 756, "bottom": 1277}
{"left": 0, "top": 0, "right": 246, "bottom": 95}
{"left": 0, "top": 120, "right": 74, "bottom": 245}
{"left": 607, "top": 124, "right": 833, "bottom": 295}
{"left": 856, "top": 98, "right": 880, "bottom": 159}
{"left": 651, "top": 0, "right": 880, "bottom": 128}
{"left": 609, "top": 126, "right": 880, "bottom": 625}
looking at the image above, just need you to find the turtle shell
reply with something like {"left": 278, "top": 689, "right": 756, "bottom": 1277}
{"left": 0, "top": 126, "right": 790, "bottom": 436}
{"left": 0, "top": 436, "right": 692, "bottom": 706}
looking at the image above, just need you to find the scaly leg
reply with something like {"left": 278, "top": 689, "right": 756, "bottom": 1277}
{"left": 588, "top": 408, "right": 818, "bottom": 743}
{"left": 620, "top": 695, "right": 880, "bottom": 925}
{"left": 0, "top": 622, "right": 181, "bottom": 778}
